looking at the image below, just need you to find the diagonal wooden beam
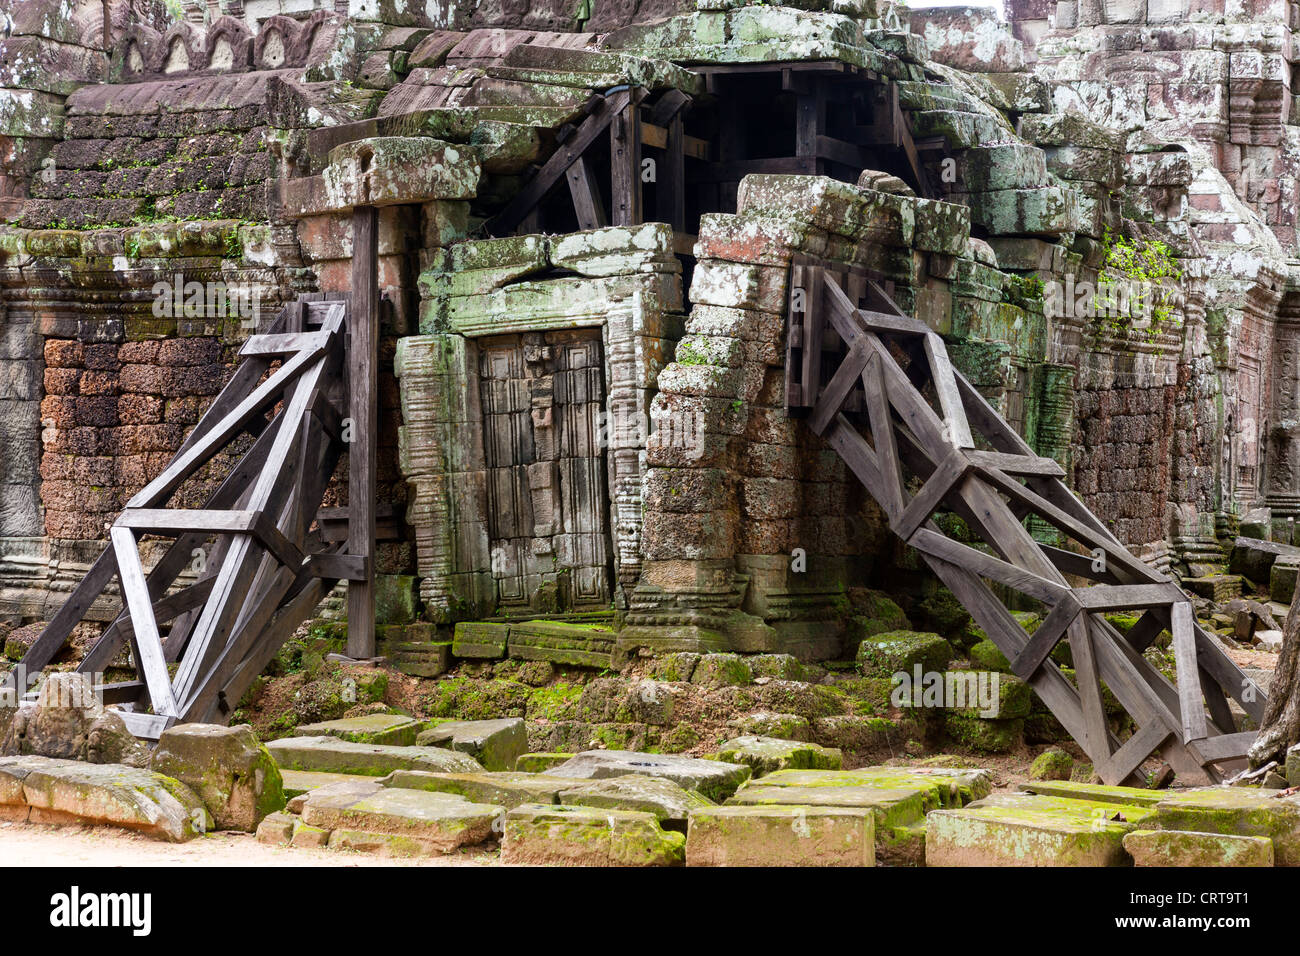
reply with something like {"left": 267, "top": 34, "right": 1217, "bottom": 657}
{"left": 1171, "top": 601, "right": 1208, "bottom": 744}
{"left": 488, "top": 88, "right": 635, "bottom": 236}
{"left": 110, "top": 527, "right": 180, "bottom": 718}
{"left": 1011, "top": 593, "right": 1081, "bottom": 680}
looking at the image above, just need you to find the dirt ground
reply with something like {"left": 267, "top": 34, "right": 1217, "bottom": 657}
{"left": 0, "top": 821, "right": 501, "bottom": 867}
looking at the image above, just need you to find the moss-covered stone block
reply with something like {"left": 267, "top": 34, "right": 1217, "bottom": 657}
{"left": 1152, "top": 788, "right": 1300, "bottom": 865}
{"left": 856, "top": 630, "right": 953, "bottom": 679}
{"left": 967, "top": 639, "right": 1011, "bottom": 673}
{"left": 293, "top": 713, "right": 431, "bottom": 747}
{"left": 266, "top": 736, "right": 483, "bottom": 777}
{"left": 502, "top": 803, "right": 685, "bottom": 866}
{"left": 686, "top": 804, "right": 875, "bottom": 867}
{"left": 691, "top": 653, "right": 753, "bottom": 687}
{"left": 374, "top": 574, "right": 419, "bottom": 626}
{"left": 150, "top": 723, "right": 285, "bottom": 832}
{"left": 1028, "top": 747, "right": 1074, "bottom": 782}
{"left": 415, "top": 717, "right": 528, "bottom": 771}
{"left": 943, "top": 712, "right": 1023, "bottom": 753}
{"left": 650, "top": 652, "right": 701, "bottom": 682}
{"left": 1122, "top": 829, "right": 1274, "bottom": 867}
{"left": 727, "top": 712, "right": 812, "bottom": 742}
{"left": 452, "top": 621, "right": 510, "bottom": 659}
{"left": 714, "top": 736, "right": 842, "bottom": 777}
{"left": 926, "top": 793, "right": 1155, "bottom": 866}
{"left": 515, "top": 752, "right": 575, "bottom": 773}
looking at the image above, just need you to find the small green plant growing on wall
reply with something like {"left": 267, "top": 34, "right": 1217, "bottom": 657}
{"left": 1093, "top": 227, "right": 1183, "bottom": 342}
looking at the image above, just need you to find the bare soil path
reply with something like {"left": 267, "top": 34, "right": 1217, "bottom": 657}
{"left": 0, "top": 821, "right": 500, "bottom": 867}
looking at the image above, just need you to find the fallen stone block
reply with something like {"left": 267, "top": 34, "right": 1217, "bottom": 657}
{"left": 255, "top": 810, "right": 296, "bottom": 845}
{"left": 714, "top": 736, "right": 842, "bottom": 777}
{"left": 381, "top": 770, "right": 588, "bottom": 808}
{"left": 515, "top": 752, "right": 575, "bottom": 773}
{"left": 5, "top": 755, "right": 208, "bottom": 842}
{"left": 501, "top": 803, "right": 685, "bottom": 866}
{"left": 327, "top": 827, "right": 456, "bottom": 858}
{"left": 686, "top": 804, "right": 875, "bottom": 867}
{"left": 266, "top": 736, "right": 484, "bottom": 777}
{"left": 291, "top": 819, "right": 331, "bottom": 848}
{"left": 545, "top": 750, "right": 751, "bottom": 801}
{"left": 286, "top": 777, "right": 383, "bottom": 814}
{"left": 926, "top": 793, "right": 1155, "bottom": 866}
{"left": 1018, "top": 779, "right": 1165, "bottom": 807}
{"left": 293, "top": 713, "right": 433, "bottom": 746}
{"left": 280, "top": 769, "right": 381, "bottom": 799}
{"left": 301, "top": 786, "right": 502, "bottom": 852}
{"left": 149, "top": 723, "right": 285, "bottom": 832}
{"left": 1152, "top": 788, "right": 1300, "bottom": 865}
{"left": 856, "top": 630, "right": 952, "bottom": 679}
{"left": 752, "top": 766, "right": 992, "bottom": 808}
{"left": 558, "top": 774, "right": 714, "bottom": 827}
{"left": 416, "top": 718, "right": 527, "bottom": 771}
{"left": 1123, "top": 829, "right": 1274, "bottom": 867}
{"left": 943, "top": 712, "right": 1024, "bottom": 753}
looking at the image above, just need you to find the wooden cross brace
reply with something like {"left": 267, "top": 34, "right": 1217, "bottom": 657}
{"left": 8, "top": 296, "right": 359, "bottom": 738}
{"left": 798, "top": 268, "right": 1263, "bottom": 785}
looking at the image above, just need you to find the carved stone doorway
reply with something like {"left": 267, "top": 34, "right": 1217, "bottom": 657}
{"left": 478, "top": 328, "right": 613, "bottom": 612}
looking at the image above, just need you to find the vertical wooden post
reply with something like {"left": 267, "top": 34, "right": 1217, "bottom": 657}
{"left": 610, "top": 95, "right": 643, "bottom": 226}
{"left": 347, "top": 204, "right": 378, "bottom": 659}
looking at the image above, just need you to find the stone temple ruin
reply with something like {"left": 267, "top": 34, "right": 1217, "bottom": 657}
{"left": 3, "top": 0, "right": 1300, "bottom": 867}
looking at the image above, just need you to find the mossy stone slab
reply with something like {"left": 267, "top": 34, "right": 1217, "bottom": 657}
{"left": 1018, "top": 779, "right": 1165, "bottom": 808}
{"left": 1123, "top": 829, "right": 1274, "bottom": 867}
{"left": 714, "top": 736, "right": 842, "bottom": 777}
{"left": 926, "top": 793, "right": 1155, "bottom": 866}
{"left": 380, "top": 770, "right": 588, "bottom": 808}
{"left": 266, "top": 736, "right": 483, "bottom": 777}
{"left": 301, "top": 786, "right": 502, "bottom": 851}
{"left": 293, "top": 713, "right": 433, "bottom": 746}
{"left": 545, "top": 750, "right": 752, "bottom": 802}
{"left": 1153, "top": 788, "right": 1300, "bottom": 865}
{"left": 501, "top": 803, "right": 685, "bottom": 866}
{"left": 558, "top": 774, "right": 714, "bottom": 824}
{"left": 686, "top": 804, "right": 875, "bottom": 867}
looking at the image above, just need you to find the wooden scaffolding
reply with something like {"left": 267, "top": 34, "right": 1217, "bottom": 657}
{"left": 5, "top": 293, "right": 366, "bottom": 738}
{"left": 789, "top": 259, "right": 1265, "bottom": 784}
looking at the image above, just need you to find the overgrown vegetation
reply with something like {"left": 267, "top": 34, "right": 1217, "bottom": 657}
{"left": 1093, "top": 228, "right": 1183, "bottom": 342}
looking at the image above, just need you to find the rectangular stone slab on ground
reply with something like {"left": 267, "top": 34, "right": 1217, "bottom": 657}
{"left": 380, "top": 770, "right": 590, "bottom": 807}
{"left": 415, "top": 717, "right": 528, "bottom": 771}
{"left": 1122, "top": 829, "right": 1275, "bottom": 867}
{"left": 501, "top": 803, "right": 685, "bottom": 866}
{"left": 557, "top": 774, "right": 715, "bottom": 825}
{"left": 1151, "top": 788, "right": 1300, "bottom": 865}
{"left": 281, "top": 769, "right": 385, "bottom": 799}
{"left": 266, "top": 736, "right": 484, "bottom": 776}
{"left": 925, "top": 793, "right": 1156, "bottom": 866}
{"left": 293, "top": 714, "right": 437, "bottom": 746}
{"left": 752, "top": 766, "right": 993, "bottom": 808}
{"left": 686, "top": 805, "right": 875, "bottom": 867}
{"left": 300, "top": 786, "right": 503, "bottom": 852}
{"left": 713, "top": 736, "right": 842, "bottom": 776}
{"left": 1, "top": 755, "right": 207, "bottom": 842}
{"left": 727, "top": 783, "right": 932, "bottom": 831}
{"left": 543, "top": 750, "right": 751, "bottom": 801}
{"left": 1018, "top": 779, "right": 1166, "bottom": 807}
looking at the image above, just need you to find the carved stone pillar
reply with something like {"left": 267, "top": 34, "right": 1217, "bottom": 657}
{"left": 1265, "top": 290, "right": 1300, "bottom": 517}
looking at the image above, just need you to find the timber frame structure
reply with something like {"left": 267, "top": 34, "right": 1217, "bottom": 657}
{"left": 790, "top": 259, "right": 1265, "bottom": 785}
{"left": 487, "top": 63, "right": 931, "bottom": 242}
{"left": 4, "top": 293, "right": 366, "bottom": 738}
